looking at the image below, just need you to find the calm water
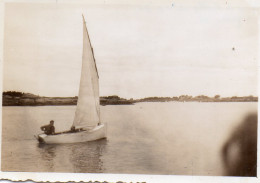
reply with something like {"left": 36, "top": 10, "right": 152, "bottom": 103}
{"left": 1, "top": 102, "right": 257, "bottom": 175}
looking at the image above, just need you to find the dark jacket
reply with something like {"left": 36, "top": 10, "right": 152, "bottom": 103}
{"left": 41, "top": 124, "right": 55, "bottom": 135}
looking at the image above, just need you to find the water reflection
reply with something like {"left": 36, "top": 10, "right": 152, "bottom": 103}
{"left": 69, "top": 139, "right": 107, "bottom": 173}
{"left": 37, "top": 144, "right": 57, "bottom": 171}
{"left": 222, "top": 113, "right": 257, "bottom": 176}
{"left": 3, "top": 103, "right": 257, "bottom": 174}
{"left": 37, "top": 138, "right": 107, "bottom": 173}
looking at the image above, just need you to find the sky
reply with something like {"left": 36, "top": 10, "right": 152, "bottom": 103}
{"left": 3, "top": 1, "right": 259, "bottom": 99}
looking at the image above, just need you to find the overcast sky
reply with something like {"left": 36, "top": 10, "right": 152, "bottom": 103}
{"left": 3, "top": 1, "right": 259, "bottom": 99}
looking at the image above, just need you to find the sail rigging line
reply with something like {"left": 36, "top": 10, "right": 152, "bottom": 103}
{"left": 82, "top": 14, "right": 99, "bottom": 79}
{"left": 82, "top": 15, "right": 101, "bottom": 124}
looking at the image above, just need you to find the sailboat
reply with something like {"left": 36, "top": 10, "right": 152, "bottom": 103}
{"left": 36, "top": 15, "right": 107, "bottom": 144}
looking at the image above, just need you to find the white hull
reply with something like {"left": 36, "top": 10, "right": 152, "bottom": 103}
{"left": 37, "top": 123, "right": 107, "bottom": 144}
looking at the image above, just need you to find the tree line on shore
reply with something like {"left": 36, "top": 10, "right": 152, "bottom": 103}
{"left": 135, "top": 95, "right": 258, "bottom": 102}
{"left": 2, "top": 91, "right": 258, "bottom": 106}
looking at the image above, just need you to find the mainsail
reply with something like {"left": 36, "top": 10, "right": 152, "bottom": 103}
{"left": 72, "top": 15, "right": 100, "bottom": 129}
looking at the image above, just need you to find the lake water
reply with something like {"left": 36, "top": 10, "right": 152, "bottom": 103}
{"left": 1, "top": 102, "right": 257, "bottom": 175}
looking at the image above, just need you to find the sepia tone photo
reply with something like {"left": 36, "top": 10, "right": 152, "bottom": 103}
{"left": 1, "top": 0, "right": 258, "bottom": 181}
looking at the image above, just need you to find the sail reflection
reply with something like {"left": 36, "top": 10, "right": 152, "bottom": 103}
{"left": 37, "top": 138, "right": 107, "bottom": 173}
{"left": 37, "top": 143, "right": 57, "bottom": 171}
{"left": 69, "top": 138, "right": 107, "bottom": 173}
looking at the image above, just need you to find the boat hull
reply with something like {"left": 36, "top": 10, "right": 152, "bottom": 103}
{"left": 37, "top": 123, "right": 107, "bottom": 144}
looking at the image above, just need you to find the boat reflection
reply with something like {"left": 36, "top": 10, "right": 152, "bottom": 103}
{"left": 69, "top": 138, "right": 107, "bottom": 173}
{"left": 37, "top": 143, "right": 57, "bottom": 171}
{"left": 37, "top": 138, "right": 107, "bottom": 173}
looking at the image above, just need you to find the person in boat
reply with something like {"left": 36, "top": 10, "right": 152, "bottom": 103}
{"left": 70, "top": 126, "right": 83, "bottom": 133}
{"left": 40, "top": 120, "right": 55, "bottom": 135}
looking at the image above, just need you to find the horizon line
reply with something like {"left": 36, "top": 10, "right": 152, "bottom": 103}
{"left": 2, "top": 91, "right": 258, "bottom": 99}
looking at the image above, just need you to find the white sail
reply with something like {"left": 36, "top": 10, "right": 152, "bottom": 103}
{"left": 72, "top": 15, "right": 100, "bottom": 129}
{"left": 37, "top": 16, "right": 106, "bottom": 144}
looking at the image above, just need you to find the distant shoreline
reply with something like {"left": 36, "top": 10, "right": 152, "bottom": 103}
{"left": 2, "top": 91, "right": 258, "bottom": 106}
